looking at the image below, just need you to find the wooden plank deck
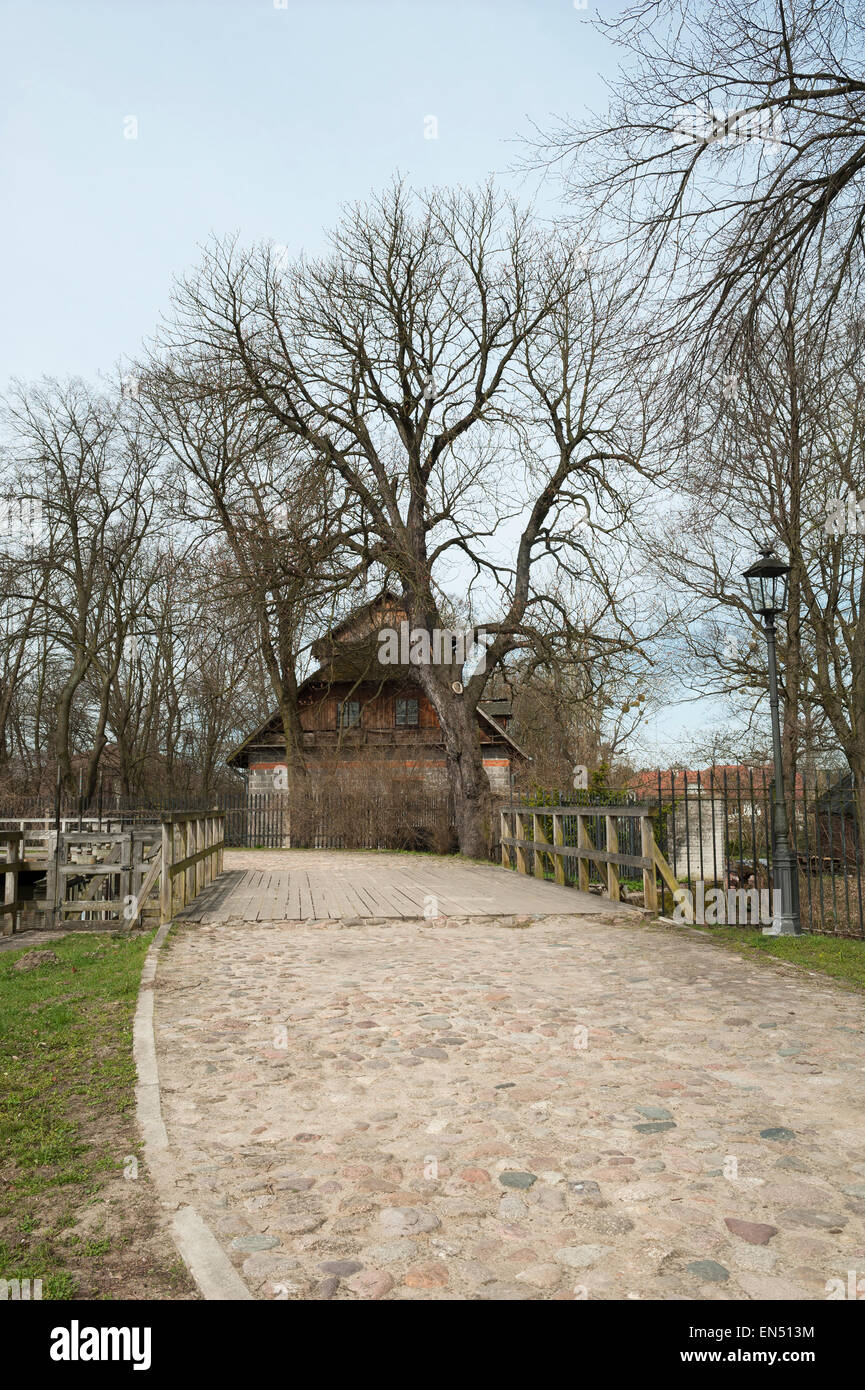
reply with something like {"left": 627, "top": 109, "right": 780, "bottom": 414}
{"left": 175, "top": 849, "right": 645, "bottom": 923}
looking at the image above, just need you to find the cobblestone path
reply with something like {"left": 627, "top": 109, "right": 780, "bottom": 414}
{"left": 154, "top": 912, "right": 865, "bottom": 1300}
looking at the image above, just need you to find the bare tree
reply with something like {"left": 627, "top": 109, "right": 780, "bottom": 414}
{"left": 529, "top": 1, "right": 865, "bottom": 358}
{"left": 137, "top": 362, "right": 356, "bottom": 781}
{"left": 504, "top": 645, "right": 661, "bottom": 790}
{"left": 0, "top": 377, "right": 289, "bottom": 803}
{"left": 0, "top": 557, "right": 47, "bottom": 774}
{"left": 162, "top": 183, "right": 656, "bottom": 854}
{"left": 2, "top": 380, "right": 163, "bottom": 796}
{"left": 642, "top": 277, "right": 865, "bottom": 840}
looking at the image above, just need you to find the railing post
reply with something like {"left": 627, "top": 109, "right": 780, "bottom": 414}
{"left": 160, "top": 820, "right": 171, "bottom": 925}
{"left": 576, "top": 813, "right": 590, "bottom": 892}
{"left": 1, "top": 834, "right": 20, "bottom": 936}
{"left": 500, "top": 810, "right": 509, "bottom": 868}
{"left": 167, "top": 821, "right": 174, "bottom": 918}
{"left": 641, "top": 814, "right": 659, "bottom": 914}
{"left": 185, "top": 820, "right": 194, "bottom": 907}
{"left": 205, "top": 816, "right": 213, "bottom": 886}
{"left": 514, "top": 810, "right": 527, "bottom": 875}
{"left": 605, "top": 814, "right": 620, "bottom": 902}
{"left": 127, "top": 831, "right": 138, "bottom": 926}
{"left": 195, "top": 816, "right": 204, "bottom": 896}
{"left": 172, "top": 820, "right": 180, "bottom": 916}
{"left": 120, "top": 833, "right": 132, "bottom": 924}
{"left": 552, "top": 812, "right": 565, "bottom": 885}
{"left": 532, "top": 812, "right": 547, "bottom": 879}
{"left": 52, "top": 831, "right": 65, "bottom": 924}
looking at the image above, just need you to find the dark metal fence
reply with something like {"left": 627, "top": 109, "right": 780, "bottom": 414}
{"left": 0, "top": 783, "right": 453, "bottom": 853}
{"left": 0, "top": 791, "right": 280, "bottom": 848}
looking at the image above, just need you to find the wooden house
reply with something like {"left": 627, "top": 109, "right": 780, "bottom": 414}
{"left": 226, "top": 593, "right": 526, "bottom": 795}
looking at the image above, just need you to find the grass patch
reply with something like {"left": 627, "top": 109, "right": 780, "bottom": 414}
{"left": 0, "top": 931, "right": 197, "bottom": 1300}
{"left": 684, "top": 924, "right": 865, "bottom": 991}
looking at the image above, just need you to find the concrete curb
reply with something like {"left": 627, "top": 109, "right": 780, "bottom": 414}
{"left": 133, "top": 920, "right": 254, "bottom": 1301}
{"left": 170, "top": 1206, "right": 253, "bottom": 1301}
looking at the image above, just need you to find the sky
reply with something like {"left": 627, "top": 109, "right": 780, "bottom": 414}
{"left": 1, "top": 0, "right": 610, "bottom": 382}
{"left": 0, "top": 0, "right": 728, "bottom": 757}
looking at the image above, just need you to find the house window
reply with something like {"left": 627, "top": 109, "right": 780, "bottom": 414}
{"left": 395, "top": 697, "right": 419, "bottom": 727}
{"left": 338, "top": 699, "right": 361, "bottom": 728}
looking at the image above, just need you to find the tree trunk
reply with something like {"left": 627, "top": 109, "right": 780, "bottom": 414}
{"left": 781, "top": 306, "right": 803, "bottom": 802}
{"left": 430, "top": 687, "right": 491, "bottom": 859}
{"left": 279, "top": 685, "right": 308, "bottom": 782}
{"left": 781, "top": 567, "right": 801, "bottom": 807}
{"left": 844, "top": 750, "right": 865, "bottom": 881}
{"left": 82, "top": 675, "right": 114, "bottom": 804}
{"left": 261, "top": 615, "right": 307, "bottom": 783}
{"left": 55, "top": 661, "right": 89, "bottom": 791}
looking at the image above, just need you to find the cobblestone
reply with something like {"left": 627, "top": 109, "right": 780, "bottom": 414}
{"left": 154, "top": 910, "right": 865, "bottom": 1299}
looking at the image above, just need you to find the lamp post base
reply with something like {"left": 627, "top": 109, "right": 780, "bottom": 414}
{"left": 762, "top": 917, "right": 802, "bottom": 937}
{"left": 762, "top": 842, "right": 802, "bottom": 936}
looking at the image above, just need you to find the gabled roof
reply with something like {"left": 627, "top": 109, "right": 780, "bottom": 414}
{"left": 225, "top": 709, "right": 285, "bottom": 767}
{"left": 477, "top": 706, "right": 528, "bottom": 760}
{"left": 478, "top": 698, "right": 512, "bottom": 719}
{"left": 312, "top": 588, "right": 405, "bottom": 656}
{"left": 226, "top": 592, "right": 528, "bottom": 766}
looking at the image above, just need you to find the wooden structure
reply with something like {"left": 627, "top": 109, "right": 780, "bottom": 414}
{"left": 226, "top": 591, "right": 527, "bottom": 802}
{"left": 500, "top": 803, "right": 686, "bottom": 918}
{"left": 1, "top": 812, "right": 224, "bottom": 934}
{"left": 0, "top": 832, "right": 23, "bottom": 935}
{"left": 159, "top": 812, "right": 225, "bottom": 924}
{"left": 176, "top": 848, "right": 643, "bottom": 923}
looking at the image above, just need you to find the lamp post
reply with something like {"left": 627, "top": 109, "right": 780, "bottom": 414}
{"left": 742, "top": 544, "right": 802, "bottom": 935}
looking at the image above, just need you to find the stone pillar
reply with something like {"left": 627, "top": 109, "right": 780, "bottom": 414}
{"left": 668, "top": 791, "right": 727, "bottom": 885}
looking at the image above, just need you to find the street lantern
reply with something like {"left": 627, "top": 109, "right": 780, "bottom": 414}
{"left": 743, "top": 543, "right": 801, "bottom": 935}
{"left": 743, "top": 545, "right": 790, "bottom": 617}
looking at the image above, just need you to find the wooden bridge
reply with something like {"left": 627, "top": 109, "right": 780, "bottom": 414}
{"left": 172, "top": 846, "right": 650, "bottom": 923}
{"left": 1, "top": 803, "right": 688, "bottom": 934}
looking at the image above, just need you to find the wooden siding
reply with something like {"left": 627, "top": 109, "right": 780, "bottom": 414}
{"left": 233, "top": 678, "right": 520, "bottom": 791}
{"left": 299, "top": 680, "right": 439, "bottom": 732}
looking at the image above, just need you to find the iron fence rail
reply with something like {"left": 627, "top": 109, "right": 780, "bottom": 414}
{"left": 0, "top": 786, "right": 455, "bottom": 852}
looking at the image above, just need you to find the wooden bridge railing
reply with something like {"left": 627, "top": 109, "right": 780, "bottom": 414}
{"left": 53, "top": 812, "right": 225, "bottom": 928}
{"left": 159, "top": 812, "right": 225, "bottom": 925}
{"left": 500, "top": 803, "right": 686, "bottom": 916}
{"left": 0, "top": 832, "right": 23, "bottom": 935}
{"left": 57, "top": 827, "right": 158, "bottom": 925}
